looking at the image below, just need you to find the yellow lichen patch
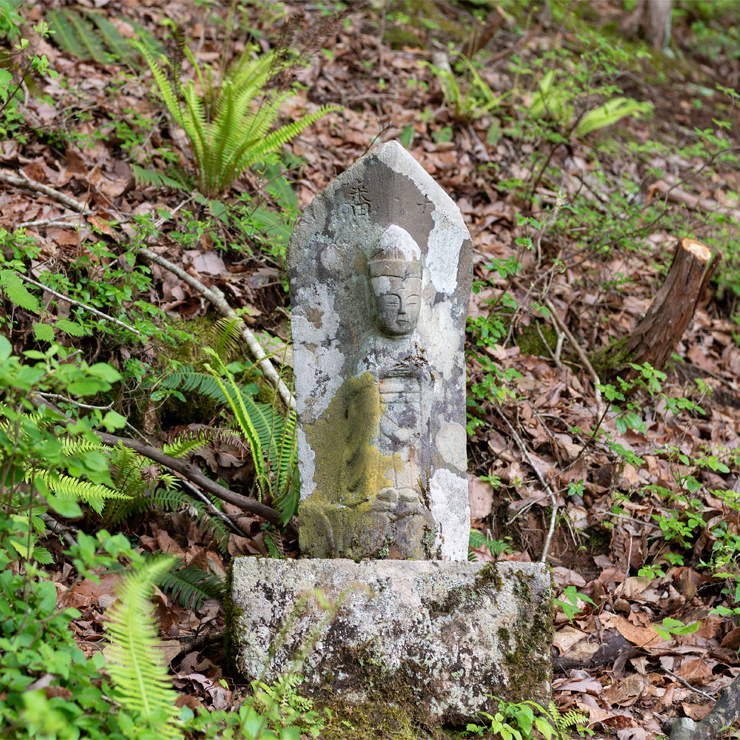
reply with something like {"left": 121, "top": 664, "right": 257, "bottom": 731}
{"left": 299, "top": 372, "right": 405, "bottom": 558}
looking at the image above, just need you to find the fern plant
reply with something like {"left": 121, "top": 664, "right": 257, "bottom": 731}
{"left": 134, "top": 40, "right": 340, "bottom": 199}
{"left": 105, "top": 556, "right": 181, "bottom": 739}
{"left": 102, "top": 437, "right": 233, "bottom": 554}
{"left": 47, "top": 8, "right": 156, "bottom": 65}
{"left": 528, "top": 69, "right": 651, "bottom": 137}
{"left": 424, "top": 55, "right": 508, "bottom": 122}
{"left": 156, "top": 561, "right": 225, "bottom": 609}
{"left": 203, "top": 348, "right": 298, "bottom": 526}
{"left": 468, "top": 530, "right": 513, "bottom": 560}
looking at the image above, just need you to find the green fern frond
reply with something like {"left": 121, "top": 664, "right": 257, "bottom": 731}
{"left": 83, "top": 11, "right": 136, "bottom": 66}
{"left": 162, "top": 432, "right": 207, "bottom": 459}
{"left": 62, "top": 438, "right": 105, "bottom": 456}
{"left": 47, "top": 9, "right": 88, "bottom": 60}
{"left": 236, "top": 104, "right": 341, "bottom": 173}
{"left": 33, "top": 471, "right": 130, "bottom": 514}
{"left": 132, "top": 165, "right": 186, "bottom": 190}
{"left": 156, "top": 563, "right": 225, "bottom": 609}
{"left": 106, "top": 557, "right": 180, "bottom": 736}
{"left": 556, "top": 706, "right": 590, "bottom": 729}
{"left": 158, "top": 366, "right": 278, "bottom": 455}
{"left": 63, "top": 10, "right": 109, "bottom": 64}
{"left": 575, "top": 97, "right": 652, "bottom": 136}
{"left": 213, "top": 316, "right": 242, "bottom": 361}
{"left": 203, "top": 349, "right": 269, "bottom": 498}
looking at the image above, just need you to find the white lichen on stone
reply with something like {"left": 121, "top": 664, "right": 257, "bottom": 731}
{"left": 230, "top": 558, "right": 553, "bottom": 723}
{"left": 435, "top": 418, "right": 467, "bottom": 471}
{"left": 429, "top": 467, "right": 470, "bottom": 561}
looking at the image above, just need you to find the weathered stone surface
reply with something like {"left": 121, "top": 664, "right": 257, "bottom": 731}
{"left": 230, "top": 558, "right": 553, "bottom": 724}
{"left": 287, "top": 141, "right": 473, "bottom": 561}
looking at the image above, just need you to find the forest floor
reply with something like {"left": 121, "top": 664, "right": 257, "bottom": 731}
{"left": 5, "top": 0, "right": 740, "bottom": 737}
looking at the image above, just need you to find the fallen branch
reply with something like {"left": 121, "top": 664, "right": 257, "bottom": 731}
{"left": 97, "top": 432, "right": 282, "bottom": 526}
{"left": 648, "top": 180, "right": 740, "bottom": 222}
{"left": 40, "top": 512, "right": 77, "bottom": 548}
{"left": 495, "top": 406, "right": 558, "bottom": 563}
{"left": 0, "top": 170, "right": 94, "bottom": 214}
{"left": 3, "top": 170, "right": 294, "bottom": 410}
{"left": 137, "top": 247, "right": 295, "bottom": 410}
{"left": 32, "top": 395, "right": 280, "bottom": 527}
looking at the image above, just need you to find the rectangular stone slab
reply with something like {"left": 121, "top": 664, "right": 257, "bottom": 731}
{"left": 230, "top": 557, "right": 553, "bottom": 725}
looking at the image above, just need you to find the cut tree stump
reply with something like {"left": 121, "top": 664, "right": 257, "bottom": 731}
{"left": 592, "top": 238, "right": 717, "bottom": 382}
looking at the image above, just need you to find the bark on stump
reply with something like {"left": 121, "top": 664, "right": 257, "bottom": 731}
{"left": 621, "top": 0, "right": 673, "bottom": 49}
{"left": 592, "top": 238, "right": 717, "bottom": 382}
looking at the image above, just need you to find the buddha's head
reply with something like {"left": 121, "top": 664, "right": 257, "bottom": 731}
{"left": 369, "top": 225, "right": 422, "bottom": 337}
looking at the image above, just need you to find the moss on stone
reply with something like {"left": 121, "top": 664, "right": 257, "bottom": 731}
{"left": 590, "top": 336, "right": 634, "bottom": 380}
{"left": 299, "top": 372, "right": 428, "bottom": 560}
{"left": 385, "top": 27, "right": 424, "bottom": 51}
{"left": 515, "top": 321, "right": 559, "bottom": 358}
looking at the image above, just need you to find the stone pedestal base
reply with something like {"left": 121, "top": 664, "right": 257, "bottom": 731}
{"left": 229, "top": 558, "right": 553, "bottom": 725}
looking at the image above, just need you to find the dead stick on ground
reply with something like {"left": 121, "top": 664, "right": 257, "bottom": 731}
{"left": 33, "top": 395, "right": 279, "bottom": 527}
{"left": 0, "top": 170, "right": 93, "bottom": 214}
{"left": 18, "top": 273, "right": 141, "bottom": 336}
{"left": 495, "top": 406, "right": 558, "bottom": 563}
{"left": 5, "top": 170, "right": 294, "bottom": 410}
{"left": 667, "top": 672, "right": 740, "bottom": 740}
{"left": 96, "top": 432, "right": 282, "bottom": 525}
{"left": 543, "top": 295, "right": 605, "bottom": 420}
{"left": 137, "top": 247, "right": 295, "bottom": 410}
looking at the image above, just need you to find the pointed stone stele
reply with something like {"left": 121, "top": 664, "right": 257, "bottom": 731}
{"left": 229, "top": 143, "right": 552, "bottom": 727}
{"left": 289, "top": 140, "right": 473, "bottom": 562}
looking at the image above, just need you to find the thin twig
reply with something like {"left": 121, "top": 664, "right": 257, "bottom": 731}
{"left": 137, "top": 247, "right": 295, "bottom": 410}
{"left": 662, "top": 667, "right": 715, "bottom": 702}
{"left": 495, "top": 406, "right": 558, "bottom": 563}
{"left": 21, "top": 215, "right": 92, "bottom": 228}
{"left": 0, "top": 170, "right": 92, "bottom": 213}
{"left": 543, "top": 295, "right": 605, "bottom": 420}
{"left": 37, "top": 392, "right": 113, "bottom": 412}
{"left": 180, "top": 478, "right": 251, "bottom": 538}
{"left": 17, "top": 273, "right": 141, "bottom": 336}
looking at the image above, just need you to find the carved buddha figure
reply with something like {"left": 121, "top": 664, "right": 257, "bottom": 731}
{"left": 369, "top": 225, "right": 422, "bottom": 338}
{"left": 366, "top": 227, "right": 428, "bottom": 520}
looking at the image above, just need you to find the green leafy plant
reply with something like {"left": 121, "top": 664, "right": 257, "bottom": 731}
{"left": 203, "top": 348, "right": 298, "bottom": 525}
{"left": 554, "top": 585, "right": 596, "bottom": 622}
{"left": 528, "top": 69, "right": 651, "bottom": 137}
{"left": 467, "top": 699, "right": 592, "bottom": 739}
{"left": 653, "top": 617, "right": 700, "bottom": 641}
{"left": 105, "top": 556, "right": 181, "bottom": 739}
{"left": 424, "top": 55, "right": 508, "bottom": 122}
{"left": 134, "top": 40, "right": 340, "bottom": 199}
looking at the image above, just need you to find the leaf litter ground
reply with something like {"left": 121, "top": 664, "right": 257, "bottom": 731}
{"left": 5, "top": 0, "right": 740, "bottom": 736}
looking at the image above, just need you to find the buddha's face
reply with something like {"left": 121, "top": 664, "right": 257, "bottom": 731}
{"left": 371, "top": 268, "right": 421, "bottom": 337}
